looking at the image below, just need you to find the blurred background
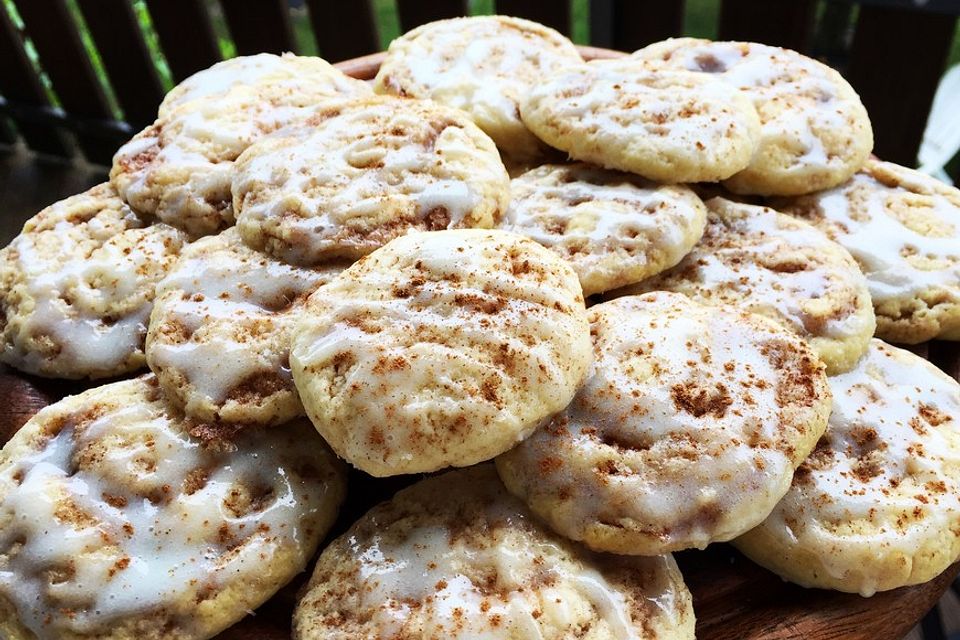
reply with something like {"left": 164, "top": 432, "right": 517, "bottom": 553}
{"left": 2, "top": 1, "right": 959, "bottom": 181}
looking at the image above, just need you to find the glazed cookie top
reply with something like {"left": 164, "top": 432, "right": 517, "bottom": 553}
{"left": 496, "top": 292, "right": 831, "bottom": 555}
{"left": 0, "top": 375, "right": 346, "bottom": 639}
{"left": 625, "top": 197, "right": 876, "bottom": 375}
{"left": 519, "top": 57, "right": 762, "bottom": 183}
{"left": 112, "top": 74, "right": 372, "bottom": 238}
{"left": 777, "top": 160, "right": 960, "bottom": 342}
{"left": 736, "top": 340, "right": 960, "bottom": 596}
{"left": 147, "top": 228, "right": 346, "bottom": 427}
{"left": 290, "top": 229, "right": 592, "bottom": 476}
{"left": 294, "top": 465, "right": 695, "bottom": 640}
{"left": 634, "top": 38, "right": 873, "bottom": 195}
{"left": 503, "top": 163, "right": 707, "bottom": 295}
{"left": 234, "top": 96, "right": 510, "bottom": 265}
{"left": 159, "top": 52, "right": 366, "bottom": 118}
{"left": 374, "top": 15, "right": 583, "bottom": 160}
{"left": 0, "top": 184, "right": 186, "bottom": 379}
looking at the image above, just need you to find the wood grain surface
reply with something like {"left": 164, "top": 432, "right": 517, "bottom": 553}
{"left": 0, "top": 46, "right": 956, "bottom": 640}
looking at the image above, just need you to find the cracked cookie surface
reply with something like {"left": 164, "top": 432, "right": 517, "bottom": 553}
{"left": 497, "top": 292, "right": 831, "bottom": 555}
{"left": 0, "top": 375, "right": 346, "bottom": 640}
{"left": 735, "top": 340, "right": 960, "bottom": 596}
{"left": 294, "top": 465, "right": 695, "bottom": 640}
{"left": 147, "top": 228, "right": 346, "bottom": 427}
{"left": 290, "top": 229, "right": 591, "bottom": 476}
{"left": 620, "top": 197, "right": 876, "bottom": 375}
{"left": 634, "top": 38, "right": 873, "bottom": 195}
{"left": 502, "top": 163, "right": 707, "bottom": 295}
{"left": 776, "top": 159, "right": 960, "bottom": 344}
{"left": 375, "top": 15, "right": 582, "bottom": 161}
{"left": 0, "top": 184, "right": 186, "bottom": 379}
{"left": 234, "top": 96, "right": 510, "bottom": 265}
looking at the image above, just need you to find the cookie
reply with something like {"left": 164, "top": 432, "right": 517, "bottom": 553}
{"left": 159, "top": 52, "right": 364, "bottom": 118}
{"left": 111, "top": 61, "right": 371, "bottom": 238}
{"left": 734, "top": 340, "right": 960, "bottom": 596}
{"left": 519, "top": 57, "right": 762, "bottom": 183}
{"left": 0, "top": 184, "right": 186, "bottom": 379}
{"left": 503, "top": 163, "right": 708, "bottom": 295}
{"left": 497, "top": 292, "right": 831, "bottom": 555}
{"left": 234, "top": 96, "right": 510, "bottom": 265}
{"left": 620, "top": 197, "right": 875, "bottom": 375}
{"left": 0, "top": 375, "right": 346, "bottom": 640}
{"left": 634, "top": 38, "right": 873, "bottom": 195}
{"left": 146, "top": 228, "right": 346, "bottom": 427}
{"left": 293, "top": 465, "right": 695, "bottom": 640}
{"left": 776, "top": 159, "right": 960, "bottom": 344}
{"left": 290, "top": 229, "right": 592, "bottom": 476}
{"left": 374, "top": 15, "right": 583, "bottom": 161}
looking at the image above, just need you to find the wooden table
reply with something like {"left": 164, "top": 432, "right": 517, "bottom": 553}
{"left": 0, "top": 47, "right": 957, "bottom": 640}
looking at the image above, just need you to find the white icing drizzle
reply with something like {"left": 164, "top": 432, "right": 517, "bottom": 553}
{"left": 502, "top": 163, "right": 706, "bottom": 294}
{"left": 506, "top": 165, "right": 688, "bottom": 247}
{"left": 525, "top": 58, "right": 758, "bottom": 176}
{"left": 114, "top": 67, "right": 371, "bottom": 237}
{"left": 750, "top": 340, "right": 960, "bottom": 596}
{"left": 115, "top": 89, "right": 322, "bottom": 234}
{"left": 159, "top": 53, "right": 365, "bottom": 117}
{"left": 499, "top": 292, "right": 826, "bottom": 552}
{"left": 639, "top": 39, "right": 855, "bottom": 175}
{"left": 804, "top": 162, "right": 960, "bottom": 301}
{"left": 0, "top": 377, "right": 342, "bottom": 637}
{"left": 298, "top": 467, "right": 692, "bottom": 638}
{"left": 234, "top": 97, "right": 508, "bottom": 265}
{"left": 290, "top": 229, "right": 591, "bottom": 476}
{"left": 0, "top": 185, "right": 186, "bottom": 378}
{"left": 148, "top": 228, "right": 342, "bottom": 411}
{"left": 402, "top": 37, "right": 522, "bottom": 133}
{"left": 634, "top": 198, "right": 872, "bottom": 343}
{"left": 375, "top": 16, "right": 582, "bottom": 157}
{"left": 352, "top": 524, "right": 637, "bottom": 639}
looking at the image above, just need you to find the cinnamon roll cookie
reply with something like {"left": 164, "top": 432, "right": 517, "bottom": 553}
{"left": 519, "top": 57, "right": 762, "bottom": 183}
{"left": 496, "top": 292, "right": 831, "bottom": 555}
{"left": 735, "top": 340, "right": 960, "bottom": 596}
{"left": 621, "top": 197, "right": 875, "bottom": 374}
{"left": 777, "top": 160, "right": 960, "bottom": 344}
{"left": 290, "top": 229, "right": 592, "bottom": 476}
{"left": 146, "top": 228, "right": 346, "bottom": 427}
{"left": 0, "top": 375, "right": 346, "bottom": 640}
{"left": 0, "top": 184, "right": 186, "bottom": 379}
{"left": 294, "top": 465, "right": 695, "bottom": 640}
{"left": 159, "top": 52, "right": 362, "bottom": 118}
{"left": 503, "top": 163, "right": 707, "bottom": 295}
{"left": 234, "top": 96, "right": 510, "bottom": 265}
{"left": 634, "top": 38, "right": 873, "bottom": 195}
{"left": 374, "top": 15, "right": 583, "bottom": 160}
{"left": 111, "top": 55, "right": 371, "bottom": 237}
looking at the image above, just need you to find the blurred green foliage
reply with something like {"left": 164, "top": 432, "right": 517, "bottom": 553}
{"left": 0, "top": 0, "right": 958, "bottom": 171}
{"left": 3, "top": 0, "right": 958, "bottom": 92}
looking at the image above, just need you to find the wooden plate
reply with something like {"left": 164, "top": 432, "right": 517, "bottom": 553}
{"left": 0, "top": 46, "right": 956, "bottom": 640}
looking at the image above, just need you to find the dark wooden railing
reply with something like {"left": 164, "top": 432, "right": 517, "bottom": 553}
{"left": 0, "top": 0, "right": 958, "bottom": 173}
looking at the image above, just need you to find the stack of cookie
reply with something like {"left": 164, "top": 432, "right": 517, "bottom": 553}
{"left": 0, "top": 15, "right": 959, "bottom": 640}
